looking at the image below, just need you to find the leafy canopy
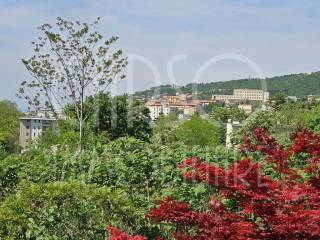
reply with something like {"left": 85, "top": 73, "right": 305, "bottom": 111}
{"left": 110, "top": 128, "right": 320, "bottom": 239}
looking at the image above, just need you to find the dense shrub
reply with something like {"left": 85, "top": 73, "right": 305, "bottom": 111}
{"left": 0, "top": 181, "right": 116, "bottom": 240}
{"left": 0, "top": 137, "right": 239, "bottom": 237}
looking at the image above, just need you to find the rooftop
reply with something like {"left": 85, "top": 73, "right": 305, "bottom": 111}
{"left": 20, "top": 116, "right": 57, "bottom": 121}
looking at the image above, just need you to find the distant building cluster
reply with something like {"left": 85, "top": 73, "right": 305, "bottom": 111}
{"left": 212, "top": 89, "right": 269, "bottom": 103}
{"left": 146, "top": 94, "right": 214, "bottom": 120}
{"left": 146, "top": 89, "right": 269, "bottom": 121}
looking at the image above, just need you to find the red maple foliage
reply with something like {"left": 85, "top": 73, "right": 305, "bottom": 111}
{"left": 108, "top": 226, "right": 146, "bottom": 240}
{"left": 109, "top": 128, "right": 320, "bottom": 240}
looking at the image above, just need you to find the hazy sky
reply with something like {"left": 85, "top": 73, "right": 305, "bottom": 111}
{"left": 1, "top": 0, "right": 320, "bottom": 108}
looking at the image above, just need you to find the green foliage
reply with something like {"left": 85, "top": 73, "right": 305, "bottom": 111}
{"left": 0, "top": 136, "right": 239, "bottom": 237}
{"left": 232, "top": 110, "right": 279, "bottom": 145}
{"left": 88, "top": 137, "right": 239, "bottom": 235}
{"left": 267, "top": 92, "right": 287, "bottom": 110}
{"left": 210, "top": 105, "right": 248, "bottom": 122}
{"left": 276, "top": 101, "right": 311, "bottom": 128}
{"left": 203, "top": 102, "right": 224, "bottom": 113}
{"left": 0, "top": 155, "right": 22, "bottom": 201}
{"left": 127, "top": 99, "right": 152, "bottom": 141}
{"left": 233, "top": 102, "right": 316, "bottom": 145}
{"left": 0, "top": 101, "right": 20, "bottom": 157}
{"left": 308, "top": 104, "right": 320, "bottom": 133}
{"left": 174, "top": 115, "right": 223, "bottom": 147}
{"left": 151, "top": 113, "right": 179, "bottom": 145}
{"left": 37, "top": 119, "right": 80, "bottom": 150}
{"left": 66, "top": 93, "right": 152, "bottom": 144}
{"left": 0, "top": 181, "right": 121, "bottom": 240}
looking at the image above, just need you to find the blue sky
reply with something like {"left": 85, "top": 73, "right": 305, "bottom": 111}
{"left": 1, "top": 0, "right": 320, "bottom": 108}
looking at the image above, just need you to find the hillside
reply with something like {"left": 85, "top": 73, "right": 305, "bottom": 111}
{"left": 133, "top": 71, "right": 320, "bottom": 99}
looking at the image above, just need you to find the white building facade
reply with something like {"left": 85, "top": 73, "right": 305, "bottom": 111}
{"left": 212, "top": 89, "right": 269, "bottom": 102}
{"left": 225, "top": 120, "right": 243, "bottom": 148}
{"left": 147, "top": 104, "right": 164, "bottom": 121}
{"left": 19, "top": 116, "right": 58, "bottom": 151}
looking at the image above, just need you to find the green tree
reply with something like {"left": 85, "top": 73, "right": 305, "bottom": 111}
{"left": 18, "top": 17, "right": 127, "bottom": 150}
{"left": 210, "top": 106, "right": 247, "bottom": 123}
{"left": 36, "top": 119, "right": 81, "bottom": 150}
{"left": 151, "top": 113, "right": 179, "bottom": 145}
{"left": 0, "top": 101, "right": 20, "bottom": 158}
{"left": 127, "top": 99, "right": 152, "bottom": 141}
{"left": 267, "top": 92, "right": 287, "bottom": 110}
{"left": 232, "top": 110, "right": 276, "bottom": 145}
{"left": 308, "top": 103, "right": 320, "bottom": 133}
{"left": 276, "top": 101, "right": 311, "bottom": 129}
{"left": 86, "top": 93, "right": 152, "bottom": 141}
{"left": 0, "top": 155, "right": 22, "bottom": 201}
{"left": 203, "top": 102, "right": 224, "bottom": 113}
{"left": 232, "top": 102, "right": 314, "bottom": 145}
{"left": 174, "top": 115, "right": 223, "bottom": 147}
{"left": 0, "top": 181, "right": 128, "bottom": 240}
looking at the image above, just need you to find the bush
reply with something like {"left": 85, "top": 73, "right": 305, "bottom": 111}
{"left": 0, "top": 136, "right": 239, "bottom": 237}
{"left": 174, "top": 115, "right": 223, "bottom": 147}
{"left": 0, "top": 181, "right": 118, "bottom": 240}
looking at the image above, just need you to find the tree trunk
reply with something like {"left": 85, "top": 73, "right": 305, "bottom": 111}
{"left": 79, "top": 86, "right": 84, "bottom": 152}
{"left": 79, "top": 117, "right": 83, "bottom": 152}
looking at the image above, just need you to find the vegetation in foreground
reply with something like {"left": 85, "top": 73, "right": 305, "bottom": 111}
{"left": 109, "top": 128, "right": 320, "bottom": 239}
{"left": 1, "top": 96, "right": 320, "bottom": 239}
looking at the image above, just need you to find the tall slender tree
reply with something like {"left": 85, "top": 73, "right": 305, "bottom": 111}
{"left": 18, "top": 17, "right": 127, "bottom": 149}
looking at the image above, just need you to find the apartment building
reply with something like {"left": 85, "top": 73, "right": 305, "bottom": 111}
{"left": 19, "top": 109, "right": 66, "bottom": 151}
{"left": 146, "top": 102, "right": 164, "bottom": 120}
{"left": 19, "top": 116, "right": 58, "bottom": 151}
{"left": 212, "top": 89, "right": 269, "bottom": 102}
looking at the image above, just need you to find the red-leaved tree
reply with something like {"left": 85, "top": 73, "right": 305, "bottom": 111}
{"left": 109, "top": 128, "right": 320, "bottom": 239}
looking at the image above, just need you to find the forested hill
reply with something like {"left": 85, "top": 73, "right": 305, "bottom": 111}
{"left": 133, "top": 71, "right": 320, "bottom": 99}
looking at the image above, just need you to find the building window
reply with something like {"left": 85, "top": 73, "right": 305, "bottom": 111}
{"left": 26, "top": 132, "right": 29, "bottom": 136}
{"left": 26, "top": 125, "right": 30, "bottom": 129}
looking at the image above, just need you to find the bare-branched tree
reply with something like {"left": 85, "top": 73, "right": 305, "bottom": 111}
{"left": 18, "top": 17, "right": 127, "bottom": 150}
